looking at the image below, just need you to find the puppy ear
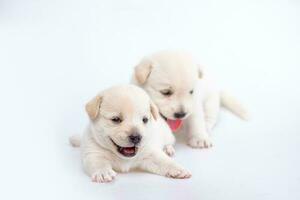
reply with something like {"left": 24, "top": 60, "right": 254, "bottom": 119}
{"left": 197, "top": 64, "right": 204, "bottom": 79}
{"left": 85, "top": 94, "right": 102, "bottom": 120}
{"left": 150, "top": 100, "right": 159, "bottom": 121}
{"left": 134, "top": 58, "right": 153, "bottom": 85}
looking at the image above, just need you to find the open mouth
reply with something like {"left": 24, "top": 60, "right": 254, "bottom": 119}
{"left": 110, "top": 138, "right": 138, "bottom": 157}
{"left": 160, "top": 113, "right": 183, "bottom": 132}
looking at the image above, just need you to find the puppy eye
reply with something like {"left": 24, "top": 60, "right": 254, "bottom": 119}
{"left": 160, "top": 89, "right": 173, "bottom": 96}
{"left": 111, "top": 116, "right": 122, "bottom": 124}
{"left": 190, "top": 90, "right": 194, "bottom": 94}
{"left": 142, "top": 117, "right": 149, "bottom": 124}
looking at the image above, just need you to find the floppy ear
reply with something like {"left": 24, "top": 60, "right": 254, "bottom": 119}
{"left": 134, "top": 59, "right": 153, "bottom": 85}
{"left": 85, "top": 94, "right": 102, "bottom": 120}
{"left": 197, "top": 64, "right": 204, "bottom": 79}
{"left": 150, "top": 100, "right": 159, "bottom": 121}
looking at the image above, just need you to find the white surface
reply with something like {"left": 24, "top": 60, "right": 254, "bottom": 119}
{"left": 0, "top": 0, "right": 299, "bottom": 199}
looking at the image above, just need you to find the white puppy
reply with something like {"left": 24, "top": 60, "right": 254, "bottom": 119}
{"left": 70, "top": 84, "right": 191, "bottom": 183}
{"left": 132, "top": 51, "right": 248, "bottom": 148}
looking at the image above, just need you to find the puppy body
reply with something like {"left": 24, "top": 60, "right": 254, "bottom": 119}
{"left": 81, "top": 117, "right": 174, "bottom": 173}
{"left": 71, "top": 85, "right": 190, "bottom": 183}
{"left": 132, "top": 51, "right": 248, "bottom": 148}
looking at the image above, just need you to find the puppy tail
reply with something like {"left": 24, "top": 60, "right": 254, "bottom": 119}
{"left": 69, "top": 135, "right": 81, "bottom": 147}
{"left": 220, "top": 91, "right": 249, "bottom": 120}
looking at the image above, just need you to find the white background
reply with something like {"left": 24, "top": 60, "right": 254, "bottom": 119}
{"left": 0, "top": 0, "right": 299, "bottom": 199}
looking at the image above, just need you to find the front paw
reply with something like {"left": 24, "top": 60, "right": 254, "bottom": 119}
{"left": 188, "top": 136, "right": 213, "bottom": 148}
{"left": 91, "top": 168, "right": 117, "bottom": 183}
{"left": 165, "top": 167, "right": 192, "bottom": 179}
{"left": 163, "top": 145, "right": 175, "bottom": 157}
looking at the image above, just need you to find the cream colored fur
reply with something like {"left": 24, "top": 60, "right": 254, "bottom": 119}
{"left": 132, "top": 50, "right": 248, "bottom": 148}
{"left": 70, "top": 85, "right": 191, "bottom": 183}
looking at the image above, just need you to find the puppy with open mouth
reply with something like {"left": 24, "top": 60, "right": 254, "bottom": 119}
{"left": 70, "top": 84, "right": 191, "bottom": 183}
{"left": 132, "top": 50, "right": 248, "bottom": 148}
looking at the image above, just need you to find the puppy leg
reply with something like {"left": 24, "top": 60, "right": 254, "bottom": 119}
{"left": 139, "top": 150, "right": 191, "bottom": 179}
{"left": 82, "top": 153, "right": 117, "bottom": 183}
{"left": 186, "top": 107, "right": 213, "bottom": 148}
{"left": 162, "top": 130, "right": 176, "bottom": 157}
{"left": 160, "top": 120, "right": 176, "bottom": 156}
{"left": 204, "top": 93, "right": 220, "bottom": 133}
{"left": 163, "top": 144, "right": 175, "bottom": 157}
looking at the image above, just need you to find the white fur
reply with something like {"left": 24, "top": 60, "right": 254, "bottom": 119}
{"left": 70, "top": 84, "right": 191, "bottom": 183}
{"left": 69, "top": 135, "right": 81, "bottom": 147}
{"left": 132, "top": 50, "right": 248, "bottom": 148}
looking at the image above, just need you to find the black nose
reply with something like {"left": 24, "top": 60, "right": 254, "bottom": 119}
{"left": 174, "top": 112, "right": 186, "bottom": 119}
{"left": 129, "top": 134, "right": 142, "bottom": 145}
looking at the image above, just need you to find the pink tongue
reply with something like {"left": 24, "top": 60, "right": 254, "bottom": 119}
{"left": 167, "top": 119, "right": 183, "bottom": 132}
{"left": 123, "top": 147, "right": 135, "bottom": 154}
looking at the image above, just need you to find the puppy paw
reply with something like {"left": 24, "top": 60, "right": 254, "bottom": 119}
{"left": 165, "top": 167, "right": 192, "bottom": 179}
{"left": 188, "top": 136, "right": 213, "bottom": 149}
{"left": 91, "top": 169, "right": 117, "bottom": 183}
{"left": 163, "top": 145, "right": 175, "bottom": 157}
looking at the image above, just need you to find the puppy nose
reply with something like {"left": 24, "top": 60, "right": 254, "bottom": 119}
{"left": 174, "top": 112, "right": 186, "bottom": 119}
{"left": 128, "top": 134, "right": 142, "bottom": 145}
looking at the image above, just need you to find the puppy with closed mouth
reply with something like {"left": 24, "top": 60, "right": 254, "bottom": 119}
{"left": 132, "top": 50, "right": 248, "bottom": 148}
{"left": 70, "top": 84, "right": 191, "bottom": 183}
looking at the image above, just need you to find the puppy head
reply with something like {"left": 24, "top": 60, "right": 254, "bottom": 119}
{"left": 134, "top": 51, "right": 201, "bottom": 130}
{"left": 86, "top": 85, "right": 158, "bottom": 159}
